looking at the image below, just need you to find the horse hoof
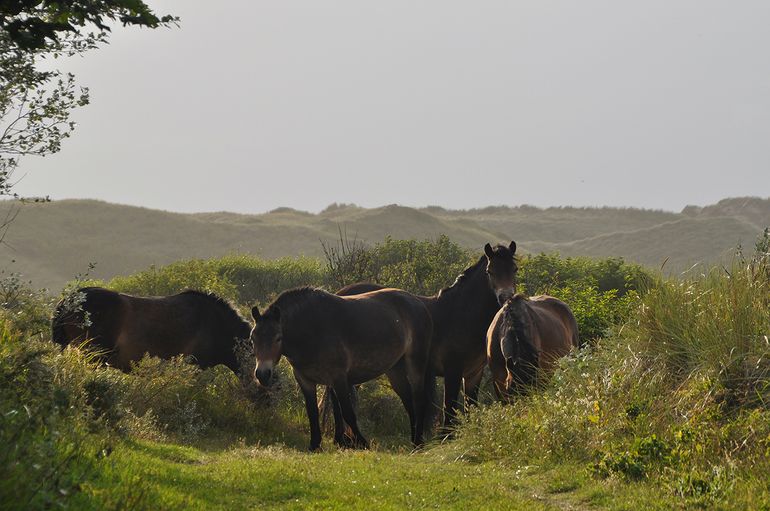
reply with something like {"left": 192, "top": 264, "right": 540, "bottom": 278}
{"left": 308, "top": 443, "right": 322, "bottom": 452}
{"left": 334, "top": 436, "right": 355, "bottom": 449}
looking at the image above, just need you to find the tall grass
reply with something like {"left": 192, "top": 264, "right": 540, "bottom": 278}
{"left": 446, "top": 236, "right": 770, "bottom": 507}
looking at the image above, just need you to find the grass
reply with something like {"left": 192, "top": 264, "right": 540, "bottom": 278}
{"left": 2, "top": 237, "right": 770, "bottom": 509}
{"left": 69, "top": 439, "right": 683, "bottom": 511}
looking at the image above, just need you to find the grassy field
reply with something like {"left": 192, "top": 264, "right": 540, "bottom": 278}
{"left": 1, "top": 234, "right": 769, "bottom": 510}
{"left": 1, "top": 196, "right": 768, "bottom": 291}
{"left": 67, "top": 440, "right": 684, "bottom": 511}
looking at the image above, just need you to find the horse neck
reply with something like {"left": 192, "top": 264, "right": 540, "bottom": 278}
{"left": 436, "top": 260, "right": 498, "bottom": 317}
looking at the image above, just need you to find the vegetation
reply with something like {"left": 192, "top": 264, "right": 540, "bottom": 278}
{"left": 446, "top": 229, "right": 770, "bottom": 508}
{"left": 1, "top": 230, "right": 769, "bottom": 509}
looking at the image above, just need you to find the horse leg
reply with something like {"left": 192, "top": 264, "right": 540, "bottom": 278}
{"left": 332, "top": 381, "right": 369, "bottom": 449}
{"left": 463, "top": 364, "right": 485, "bottom": 409}
{"left": 330, "top": 388, "right": 354, "bottom": 448}
{"left": 404, "top": 355, "right": 429, "bottom": 447}
{"left": 295, "top": 372, "right": 322, "bottom": 451}
{"left": 385, "top": 359, "right": 416, "bottom": 441}
{"left": 442, "top": 369, "right": 463, "bottom": 433}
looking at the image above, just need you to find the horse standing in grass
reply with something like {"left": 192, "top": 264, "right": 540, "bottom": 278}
{"left": 337, "top": 241, "right": 519, "bottom": 429}
{"left": 487, "top": 294, "right": 579, "bottom": 399}
{"left": 51, "top": 287, "right": 251, "bottom": 372}
{"left": 250, "top": 287, "right": 432, "bottom": 451}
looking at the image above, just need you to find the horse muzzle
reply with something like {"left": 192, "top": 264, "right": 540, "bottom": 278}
{"left": 496, "top": 288, "right": 514, "bottom": 306}
{"left": 254, "top": 363, "right": 274, "bottom": 387}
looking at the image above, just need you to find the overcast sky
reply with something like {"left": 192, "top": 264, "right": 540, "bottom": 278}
{"left": 11, "top": 0, "right": 770, "bottom": 213}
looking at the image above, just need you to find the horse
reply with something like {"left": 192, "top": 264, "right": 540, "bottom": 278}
{"left": 51, "top": 287, "right": 251, "bottom": 373}
{"left": 487, "top": 294, "right": 579, "bottom": 399}
{"left": 250, "top": 287, "right": 433, "bottom": 451}
{"left": 337, "top": 241, "right": 518, "bottom": 429}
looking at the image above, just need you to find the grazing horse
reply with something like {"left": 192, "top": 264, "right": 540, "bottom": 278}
{"left": 51, "top": 287, "right": 251, "bottom": 372}
{"left": 250, "top": 287, "right": 432, "bottom": 451}
{"left": 487, "top": 294, "right": 579, "bottom": 399}
{"left": 337, "top": 241, "right": 518, "bottom": 429}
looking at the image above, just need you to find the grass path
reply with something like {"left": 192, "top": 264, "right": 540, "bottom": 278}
{"left": 70, "top": 440, "right": 676, "bottom": 510}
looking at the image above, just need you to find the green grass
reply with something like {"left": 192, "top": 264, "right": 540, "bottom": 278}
{"left": 69, "top": 439, "right": 683, "bottom": 511}
{"left": 3, "top": 236, "right": 770, "bottom": 510}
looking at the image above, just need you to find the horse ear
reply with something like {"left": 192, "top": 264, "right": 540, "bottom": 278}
{"left": 509, "top": 240, "right": 517, "bottom": 254}
{"left": 251, "top": 306, "right": 260, "bottom": 321}
{"left": 484, "top": 243, "right": 494, "bottom": 258}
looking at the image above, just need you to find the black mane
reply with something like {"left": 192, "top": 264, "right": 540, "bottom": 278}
{"left": 437, "top": 256, "right": 486, "bottom": 298}
{"left": 267, "top": 287, "right": 334, "bottom": 317}
{"left": 180, "top": 289, "right": 249, "bottom": 328}
{"left": 501, "top": 294, "right": 538, "bottom": 358}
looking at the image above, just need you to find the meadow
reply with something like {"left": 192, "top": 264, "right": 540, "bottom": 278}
{"left": 1, "top": 232, "right": 769, "bottom": 510}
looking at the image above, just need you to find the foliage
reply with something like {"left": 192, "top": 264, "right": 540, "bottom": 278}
{"left": 518, "top": 252, "right": 651, "bottom": 296}
{"left": 0, "top": 269, "right": 52, "bottom": 335}
{"left": 0, "top": 322, "right": 99, "bottom": 510}
{"left": 103, "top": 259, "right": 240, "bottom": 302}
{"left": 0, "top": 1, "right": 175, "bottom": 201}
{"left": 0, "top": 0, "right": 177, "bottom": 51}
{"left": 7, "top": 232, "right": 770, "bottom": 508}
{"left": 322, "top": 233, "right": 474, "bottom": 295}
{"left": 369, "top": 235, "right": 474, "bottom": 295}
{"left": 516, "top": 253, "right": 649, "bottom": 341}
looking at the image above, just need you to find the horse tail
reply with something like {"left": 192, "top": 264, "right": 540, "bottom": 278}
{"left": 51, "top": 298, "right": 70, "bottom": 347}
{"left": 573, "top": 328, "right": 582, "bottom": 350}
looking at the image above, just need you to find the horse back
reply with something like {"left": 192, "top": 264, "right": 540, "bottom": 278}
{"left": 341, "top": 288, "right": 432, "bottom": 344}
{"left": 526, "top": 295, "right": 579, "bottom": 362}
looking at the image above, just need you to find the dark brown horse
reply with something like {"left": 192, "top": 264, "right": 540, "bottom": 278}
{"left": 51, "top": 287, "right": 251, "bottom": 372}
{"left": 337, "top": 241, "right": 518, "bottom": 429}
{"left": 487, "top": 294, "right": 579, "bottom": 399}
{"left": 250, "top": 287, "right": 432, "bottom": 451}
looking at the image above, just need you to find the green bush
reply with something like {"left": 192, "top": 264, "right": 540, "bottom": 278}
{"left": 0, "top": 322, "right": 100, "bottom": 510}
{"left": 322, "top": 234, "right": 474, "bottom": 295}
{"left": 370, "top": 235, "right": 475, "bottom": 295}
{"left": 518, "top": 253, "right": 651, "bottom": 296}
{"left": 105, "top": 259, "right": 238, "bottom": 302}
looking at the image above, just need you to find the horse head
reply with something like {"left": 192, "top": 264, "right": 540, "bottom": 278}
{"left": 484, "top": 241, "right": 518, "bottom": 305}
{"left": 250, "top": 305, "right": 283, "bottom": 387}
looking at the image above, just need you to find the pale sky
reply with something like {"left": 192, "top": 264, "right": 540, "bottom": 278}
{"left": 12, "top": 0, "right": 770, "bottom": 213}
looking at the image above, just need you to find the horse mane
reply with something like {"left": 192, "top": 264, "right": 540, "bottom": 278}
{"left": 267, "top": 286, "right": 334, "bottom": 318}
{"left": 436, "top": 256, "right": 486, "bottom": 298}
{"left": 179, "top": 290, "right": 249, "bottom": 327}
{"left": 436, "top": 242, "right": 517, "bottom": 298}
{"left": 501, "top": 294, "right": 538, "bottom": 358}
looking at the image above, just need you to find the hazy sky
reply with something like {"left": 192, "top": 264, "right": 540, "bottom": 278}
{"left": 12, "top": 0, "right": 770, "bottom": 213}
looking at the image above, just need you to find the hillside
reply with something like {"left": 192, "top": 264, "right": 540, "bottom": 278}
{"left": 1, "top": 197, "right": 768, "bottom": 291}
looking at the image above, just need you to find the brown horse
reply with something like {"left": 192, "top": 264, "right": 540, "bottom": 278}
{"left": 337, "top": 241, "right": 518, "bottom": 429}
{"left": 487, "top": 294, "right": 579, "bottom": 399}
{"left": 51, "top": 287, "right": 251, "bottom": 372}
{"left": 250, "top": 287, "right": 432, "bottom": 451}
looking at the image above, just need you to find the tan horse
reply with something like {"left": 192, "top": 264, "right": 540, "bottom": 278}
{"left": 487, "top": 294, "right": 579, "bottom": 399}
